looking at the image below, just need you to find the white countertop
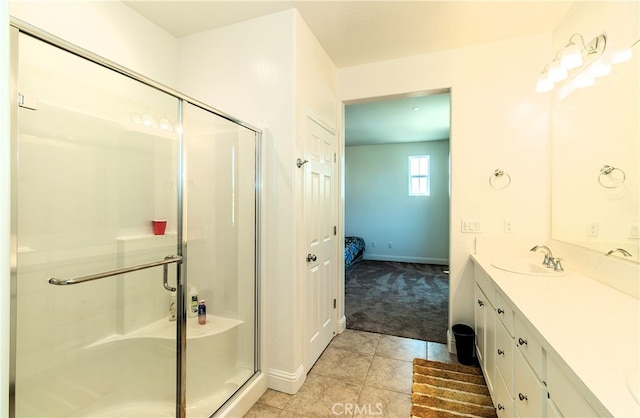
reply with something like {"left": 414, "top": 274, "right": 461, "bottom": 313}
{"left": 471, "top": 253, "right": 640, "bottom": 418}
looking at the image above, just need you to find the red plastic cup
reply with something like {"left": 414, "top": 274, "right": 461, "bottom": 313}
{"left": 152, "top": 220, "right": 167, "bottom": 235}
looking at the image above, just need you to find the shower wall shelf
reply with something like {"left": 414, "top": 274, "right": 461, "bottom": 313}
{"left": 84, "top": 315, "right": 243, "bottom": 349}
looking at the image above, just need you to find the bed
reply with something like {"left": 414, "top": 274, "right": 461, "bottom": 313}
{"left": 344, "top": 236, "right": 365, "bottom": 268}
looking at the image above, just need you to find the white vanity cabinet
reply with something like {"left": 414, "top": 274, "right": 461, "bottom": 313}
{"left": 472, "top": 258, "right": 602, "bottom": 418}
{"left": 547, "top": 355, "right": 598, "bottom": 417}
{"left": 474, "top": 266, "right": 497, "bottom": 396}
{"left": 471, "top": 253, "right": 640, "bottom": 418}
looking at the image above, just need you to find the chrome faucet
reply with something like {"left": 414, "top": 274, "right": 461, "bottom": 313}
{"left": 530, "top": 245, "right": 554, "bottom": 268}
{"left": 606, "top": 248, "right": 632, "bottom": 257}
{"left": 530, "top": 245, "right": 564, "bottom": 272}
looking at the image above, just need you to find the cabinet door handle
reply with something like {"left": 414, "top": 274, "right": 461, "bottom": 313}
{"left": 518, "top": 393, "right": 528, "bottom": 401}
{"left": 497, "top": 308, "right": 504, "bottom": 314}
{"left": 518, "top": 337, "right": 528, "bottom": 346}
{"left": 477, "top": 299, "right": 484, "bottom": 307}
{"left": 306, "top": 253, "right": 317, "bottom": 262}
{"left": 497, "top": 404, "right": 505, "bottom": 411}
{"left": 497, "top": 349, "right": 504, "bottom": 356}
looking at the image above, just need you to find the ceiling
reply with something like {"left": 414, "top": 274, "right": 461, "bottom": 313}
{"left": 122, "top": 1, "right": 573, "bottom": 146}
{"left": 345, "top": 92, "right": 451, "bottom": 146}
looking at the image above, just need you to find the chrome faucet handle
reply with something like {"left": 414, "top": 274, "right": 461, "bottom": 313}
{"left": 543, "top": 254, "right": 555, "bottom": 268}
{"left": 553, "top": 258, "right": 564, "bottom": 272}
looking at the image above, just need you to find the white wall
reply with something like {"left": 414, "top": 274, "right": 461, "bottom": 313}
{"left": 339, "top": 34, "right": 552, "bottom": 332}
{"left": 178, "top": 9, "right": 338, "bottom": 393}
{"left": 345, "top": 141, "right": 450, "bottom": 264}
{"left": 9, "top": 1, "right": 178, "bottom": 86}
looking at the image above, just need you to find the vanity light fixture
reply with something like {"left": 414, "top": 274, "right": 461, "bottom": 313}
{"left": 536, "top": 33, "right": 607, "bottom": 93}
{"left": 560, "top": 34, "right": 589, "bottom": 70}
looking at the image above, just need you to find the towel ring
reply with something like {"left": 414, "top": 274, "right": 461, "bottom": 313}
{"left": 489, "top": 169, "right": 511, "bottom": 189}
{"left": 598, "top": 165, "right": 626, "bottom": 188}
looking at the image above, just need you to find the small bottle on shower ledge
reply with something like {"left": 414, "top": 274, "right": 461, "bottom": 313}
{"left": 198, "top": 299, "right": 206, "bottom": 325}
{"left": 188, "top": 286, "right": 198, "bottom": 318}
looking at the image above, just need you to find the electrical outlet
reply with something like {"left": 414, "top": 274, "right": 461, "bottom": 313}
{"left": 371, "top": 241, "right": 376, "bottom": 248}
{"left": 504, "top": 219, "right": 513, "bottom": 233}
{"left": 461, "top": 219, "right": 481, "bottom": 233}
{"left": 388, "top": 242, "right": 393, "bottom": 248}
{"left": 587, "top": 223, "right": 599, "bottom": 237}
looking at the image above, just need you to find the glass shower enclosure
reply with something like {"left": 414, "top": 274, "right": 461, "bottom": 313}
{"left": 10, "top": 22, "right": 259, "bottom": 418}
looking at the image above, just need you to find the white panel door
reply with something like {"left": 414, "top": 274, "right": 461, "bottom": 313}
{"left": 304, "top": 115, "right": 336, "bottom": 372}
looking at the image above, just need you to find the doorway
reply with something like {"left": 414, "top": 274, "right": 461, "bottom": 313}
{"left": 342, "top": 90, "right": 451, "bottom": 343}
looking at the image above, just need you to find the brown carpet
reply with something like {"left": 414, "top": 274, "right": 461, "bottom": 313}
{"left": 345, "top": 260, "right": 449, "bottom": 343}
{"left": 411, "top": 359, "right": 497, "bottom": 418}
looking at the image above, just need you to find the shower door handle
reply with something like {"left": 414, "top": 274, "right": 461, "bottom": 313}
{"left": 49, "top": 255, "right": 182, "bottom": 286}
{"left": 163, "top": 256, "right": 177, "bottom": 292}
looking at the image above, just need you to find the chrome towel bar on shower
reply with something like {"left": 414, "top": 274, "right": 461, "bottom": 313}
{"left": 48, "top": 255, "right": 182, "bottom": 286}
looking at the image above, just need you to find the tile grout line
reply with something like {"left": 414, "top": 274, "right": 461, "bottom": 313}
{"left": 354, "top": 333, "right": 382, "bottom": 405}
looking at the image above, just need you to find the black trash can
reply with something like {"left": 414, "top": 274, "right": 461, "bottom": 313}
{"left": 452, "top": 324, "right": 475, "bottom": 366}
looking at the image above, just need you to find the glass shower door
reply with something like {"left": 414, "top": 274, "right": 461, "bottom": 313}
{"left": 182, "top": 103, "right": 258, "bottom": 417}
{"left": 14, "top": 32, "right": 181, "bottom": 417}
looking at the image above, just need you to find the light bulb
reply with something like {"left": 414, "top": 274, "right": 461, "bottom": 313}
{"left": 142, "top": 113, "right": 154, "bottom": 126}
{"left": 588, "top": 60, "right": 611, "bottom": 78}
{"left": 560, "top": 44, "right": 583, "bottom": 70}
{"left": 573, "top": 73, "right": 594, "bottom": 89}
{"left": 557, "top": 84, "right": 573, "bottom": 101}
{"left": 535, "top": 73, "right": 554, "bottom": 93}
{"left": 159, "top": 118, "right": 171, "bottom": 131}
{"left": 612, "top": 48, "right": 632, "bottom": 64}
{"left": 548, "top": 60, "right": 568, "bottom": 82}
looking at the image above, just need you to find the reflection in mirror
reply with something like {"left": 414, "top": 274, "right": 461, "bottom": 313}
{"left": 552, "top": 40, "right": 639, "bottom": 263}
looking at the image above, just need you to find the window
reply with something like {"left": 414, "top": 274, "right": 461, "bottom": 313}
{"left": 409, "top": 155, "right": 430, "bottom": 196}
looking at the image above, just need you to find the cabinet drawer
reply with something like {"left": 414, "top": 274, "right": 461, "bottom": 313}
{"left": 474, "top": 264, "right": 496, "bottom": 306}
{"left": 495, "top": 368, "right": 514, "bottom": 418}
{"left": 514, "top": 349, "right": 545, "bottom": 418}
{"left": 514, "top": 314, "right": 543, "bottom": 379}
{"left": 495, "top": 318, "right": 513, "bottom": 395}
{"left": 547, "top": 355, "right": 598, "bottom": 417}
{"left": 495, "top": 291, "right": 514, "bottom": 336}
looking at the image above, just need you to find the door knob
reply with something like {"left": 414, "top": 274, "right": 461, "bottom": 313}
{"left": 307, "top": 254, "right": 317, "bottom": 262}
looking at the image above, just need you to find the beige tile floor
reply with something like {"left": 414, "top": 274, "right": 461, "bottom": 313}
{"left": 243, "top": 330, "right": 461, "bottom": 417}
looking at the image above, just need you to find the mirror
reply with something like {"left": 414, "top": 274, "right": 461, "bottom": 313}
{"left": 552, "top": 40, "right": 639, "bottom": 263}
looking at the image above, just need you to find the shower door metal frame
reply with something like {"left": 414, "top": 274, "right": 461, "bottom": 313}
{"left": 8, "top": 24, "right": 19, "bottom": 418}
{"left": 8, "top": 17, "right": 262, "bottom": 418}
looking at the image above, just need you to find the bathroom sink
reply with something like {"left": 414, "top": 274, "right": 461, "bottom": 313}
{"left": 491, "top": 257, "right": 568, "bottom": 276}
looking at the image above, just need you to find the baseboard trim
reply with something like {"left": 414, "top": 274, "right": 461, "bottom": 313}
{"left": 337, "top": 315, "right": 346, "bottom": 334}
{"left": 364, "top": 254, "right": 449, "bottom": 265}
{"left": 267, "top": 364, "right": 305, "bottom": 394}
